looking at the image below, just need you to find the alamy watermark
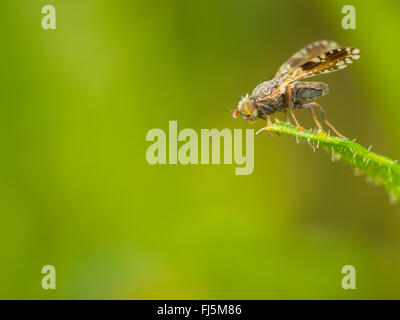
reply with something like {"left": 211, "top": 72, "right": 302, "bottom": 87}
{"left": 146, "top": 121, "right": 255, "bottom": 175}
{"left": 341, "top": 265, "right": 356, "bottom": 290}
{"left": 341, "top": 5, "right": 356, "bottom": 29}
{"left": 41, "top": 265, "right": 56, "bottom": 290}
{"left": 42, "top": 5, "right": 56, "bottom": 30}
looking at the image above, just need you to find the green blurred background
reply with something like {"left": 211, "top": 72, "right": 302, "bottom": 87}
{"left": 1, "top": 0, "right": 400, "bottom": 299}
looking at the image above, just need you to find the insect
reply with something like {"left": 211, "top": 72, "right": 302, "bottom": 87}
{"left": 232, "top": 40, "right": 361, "bottom": 138}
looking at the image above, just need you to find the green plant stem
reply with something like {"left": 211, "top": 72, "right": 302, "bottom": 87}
{"left": 266, "top": 121, "right": 400, "bottom": 201}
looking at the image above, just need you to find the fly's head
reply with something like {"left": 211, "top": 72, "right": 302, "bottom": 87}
{"left": 232, "top": 94, "right": 258, "bottom": 123}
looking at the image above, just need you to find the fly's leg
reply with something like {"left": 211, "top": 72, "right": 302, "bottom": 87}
{"left": 289, "top": 82, "right": 345, "bottom": 138}
{"left": 286, "top": 84, "right": 304, "bottom": 132}
{"left": 316, "top": 103, "right": 345, "bottom": 139}
{"left": 297, "top": 101, "right": 345, "bottom": 138}
{"left": 273, "top": 117, "right": 281, "bottom": 135}
{"left": 284, "top": 108, "right": 291, "bottom": 123}
{"left": 256, "top": 115, "right": 273, "bottom": 136}
{"left": 296, "top": 102, "right": 325, "bottom": 133}
{"left": 309, "top": 106, "right": 324, "bottom": 133}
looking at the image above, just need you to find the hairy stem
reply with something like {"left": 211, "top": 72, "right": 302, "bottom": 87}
{"left": 265, "top": 121, "right": 400, "bottom": 202}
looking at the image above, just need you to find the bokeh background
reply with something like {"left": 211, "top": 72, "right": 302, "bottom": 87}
{"left": 1, "top": 0, "right": 400, "bottom": 299}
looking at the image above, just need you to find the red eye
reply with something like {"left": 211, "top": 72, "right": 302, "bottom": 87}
{"left": 233, "top": 110, "right": 239, "bottom": 118}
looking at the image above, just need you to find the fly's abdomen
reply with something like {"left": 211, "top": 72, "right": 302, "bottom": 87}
{"left": 293, "top": 82, "right": 329, "bottom": 103}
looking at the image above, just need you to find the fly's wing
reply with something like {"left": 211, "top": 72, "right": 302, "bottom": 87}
{"left": 281, "top": 47, "right": 361, "bottom": 85}
{"left": 275, "top": 40, "right": 340, "bottom": 77}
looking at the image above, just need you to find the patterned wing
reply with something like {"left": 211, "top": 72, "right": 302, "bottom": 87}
{"left": 282, "top": 47, "right": 361, "bottom": 84}
{"left": 275, "top": 40, "right": 340, "bottom": 77}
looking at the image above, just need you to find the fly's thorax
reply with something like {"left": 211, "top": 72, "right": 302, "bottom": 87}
{"left": 251, "top": 80, "right": 275, "bottom": 100}
{"left": 252, "top": 76, "right": 286, "bottom": 104}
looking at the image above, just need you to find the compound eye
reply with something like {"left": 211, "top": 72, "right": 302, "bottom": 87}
{"left": 244, "top": 100, "right": 256, "bottom": 115}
